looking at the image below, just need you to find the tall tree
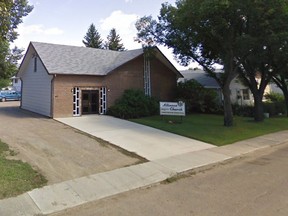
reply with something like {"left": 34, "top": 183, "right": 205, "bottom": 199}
{"left": 105, "top": 28, "right": 125, "bottom": 51}
{"left": 0, "top": 43, "right": 24, "bottom": 79}
{"left": 136, "top": 1, "right": 250, "bottom": 127}
{"left": 236, "top": 0, "right": 288, "bottom": 121}
{"left": 136, "top": 0, "right": 288, "bottom": 125}
{"left": 0, "top": 0, "right": 33, "bottom": 42}
{"left": 272, "top": 73, "right": 288, "bottom": 117}
{"left": 7, "top": 46, "right": 24, "bottom": 76}
{"left": 82, "top": 23, "right": 103, "bottom": 49}
{"left": 0, "top": 41, "right": 9, "bottom": 78}
{"left": 0, "top": 0, "right": 33, "bottom": 79}
{"left": 271, "top": 40, "right": 288, "bottom": 117}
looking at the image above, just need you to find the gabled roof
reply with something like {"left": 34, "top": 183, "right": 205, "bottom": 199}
{"left": 18, "top": 42, "right": 182, "bottom": 77}
{"left": 179, "top": 69, "right": 221, "bottom": 89}
{"left": 31, "top": 42, "right": 143, "bottom": 75}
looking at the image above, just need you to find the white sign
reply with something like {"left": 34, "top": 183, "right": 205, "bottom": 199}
{"left": 160, "top": 101, "right": 186, "bottom": 116}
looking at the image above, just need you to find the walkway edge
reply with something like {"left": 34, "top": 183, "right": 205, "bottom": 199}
{"left": 27, "top": 161, "right": 175, "bottom": 215}
{"left": 1, "top": 131, "right": 288, "bottom": 215}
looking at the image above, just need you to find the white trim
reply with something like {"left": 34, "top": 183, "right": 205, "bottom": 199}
{"left": 73, "top": 87, "right": 80, "bottom": 116}
{"left": 100, "top": 87, "right": 107, "bottom": 114}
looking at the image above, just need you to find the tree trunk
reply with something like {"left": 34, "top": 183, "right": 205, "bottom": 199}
{"left": 254, "top": 94, "right": 264, "bottom": 122}
{"left": 283, "top": 89, "right": 288, "bottom": 117}
{"left": 248, "top": 73, "right": 266, "bottom": 122}
{"left": 223, "top": 85, "right": 233, "bottom": 127}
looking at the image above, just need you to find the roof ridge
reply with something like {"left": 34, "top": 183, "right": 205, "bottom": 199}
{"left": 31, "top": 41, "right": 143, "bottom": 53}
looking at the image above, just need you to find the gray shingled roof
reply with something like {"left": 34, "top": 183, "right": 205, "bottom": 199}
{"left": 179, "top": 70, "right": 221, "bottom": 88}
{"left": 31, "top": 42, "right": 144, "bottom": 75}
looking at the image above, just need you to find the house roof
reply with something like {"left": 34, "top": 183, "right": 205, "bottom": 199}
{"left": 32, "top": 42, "right": 144, "bottom": 75}
{"left": 18, "top": 42, "right": 182, "bottom": 77}
{"left": 179, "top": 69, "right": 221, "bottom": 89}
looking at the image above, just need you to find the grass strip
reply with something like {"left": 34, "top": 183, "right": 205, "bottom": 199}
{"left": 131, "top": 114, "right": 288, "bottom": 146}
{"left": 0, "top": 140, "right": 47, "bottom": 199}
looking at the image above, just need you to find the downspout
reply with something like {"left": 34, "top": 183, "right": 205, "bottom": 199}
{"left": 19, "top": 77, "right": 23, "bottom": 109}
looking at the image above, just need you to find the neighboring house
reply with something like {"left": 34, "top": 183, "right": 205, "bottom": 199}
{"left": 269, "top": 83, "right": 284, "bottom": 95}
{"left": 178, "top": 69, "right": 222, "bottom": 103}
{"left": 10, "top": 76, "right": 22, "bottom": 92}
{"left": 179, "top": 69, "right": 272, "bottom": 106}
{"left": 17, "top": 42, "right": 182, "bottom": 118}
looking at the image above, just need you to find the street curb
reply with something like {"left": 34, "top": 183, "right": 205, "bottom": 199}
{"left": 1, "top": 131, "right": 288, "bottom": 216}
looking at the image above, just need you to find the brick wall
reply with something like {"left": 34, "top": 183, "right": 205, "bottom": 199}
{"left": 52, "top": 56, "right": 145, "bottom": 117}
{"left": 52, "top": 75, "right": 104, "bottom": 117}
{"left": 102, "top": 56, "right": 144, "bottom": 108}
{"left": 52, "top": 55, "right": 178, "bottom": 117}
{"left": 150, "top": 58, "right": 177, "bottom": 101}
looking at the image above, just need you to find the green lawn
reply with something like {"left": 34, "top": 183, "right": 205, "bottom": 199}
{"left": 0, "top": 140, "right": 47, "bottom": 199}
{"left": 131, "top": 114, "right": 288, "bottom": 146}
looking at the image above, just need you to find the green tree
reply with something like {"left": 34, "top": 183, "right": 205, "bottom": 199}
{"left": 0, "top": 0, "right": 33, "bottom": 42}
{"left": 136, "top": 1, "right": 250, "bottom": 126}
{"left": 7, "top": 46, "right": 24, "bottom": 76}
{"left": 0, "top": 0, "right": 33, "bottom": 79}
{"left": 235, "top": 0, "right": 288, "bottom": 121}
{"left": 0, "top": 43, "right": 23, "bottom": 79}
{"left": 105, "top": 28, "right": 125, "bottom": 51}
{"left": 82, "top": 23, "right": 103, "bottom": 49}
{"left": 0, "top": 41, "right": 9, "bottom": 77}
{"left": 136, "top": 0, "right": 288, "bottom": 125}
{"left": 272, "top": 75, "right": 288, "bottom": 117}
{"left": 271, "top": 42, "right": 288, "bottom": 117}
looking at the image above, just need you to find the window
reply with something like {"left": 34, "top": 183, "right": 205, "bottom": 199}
{"left": 34, "top": 56, "right": 37, "bottom": 72}
{"left": 14, "top": 79, "right": 18, "bottom": 84}
{"left": 242, "top": 89, "right": 250, "bottom": 100}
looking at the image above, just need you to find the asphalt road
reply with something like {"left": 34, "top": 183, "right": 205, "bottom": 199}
{"left": 52, "top": 142, "right": 288, "bottom": 216}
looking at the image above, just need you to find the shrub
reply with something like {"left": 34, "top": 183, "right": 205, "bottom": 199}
{"left": 107, "top": 89, "right": 159, "bottom": 119}
{"left": 264, "top": 92, "right": 284, "bottom": 102}
{"left": 264, "top": 93, "right": 286, "bottom": 116}
{"left": 232, "top": 104, "right": 254, "bottom": 117}
{"left": 263, "top": 102, "right": 286, "bottom": 116}
{"left": 176, "top": 79, "right": 220, "bottom": 114}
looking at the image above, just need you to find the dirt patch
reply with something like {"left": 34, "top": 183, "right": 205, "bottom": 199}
{"left": 0, "top": 102, "right": 142, "bottom": 184}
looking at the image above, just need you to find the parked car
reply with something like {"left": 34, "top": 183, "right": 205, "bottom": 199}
{"left": 0, "top": 90, "right": 21, "bottom": 102}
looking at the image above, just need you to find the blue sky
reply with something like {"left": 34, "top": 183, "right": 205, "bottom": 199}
{"left": 13, "top": 0, "right": 196, "bottom": 70}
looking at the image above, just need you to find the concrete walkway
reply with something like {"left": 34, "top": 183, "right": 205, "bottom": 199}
{"left": 1, "top": 119, "right": 288, "bottom": 215}
{"left": 56, "top": 115, "right": 214, "bottom": 160}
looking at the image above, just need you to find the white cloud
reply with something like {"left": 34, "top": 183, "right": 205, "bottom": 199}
{"left": 18, "top": 24, "right": 64, "bottom": 36}
{"left": 43, "top": 27, "right": 64, "bottom": 35}
{"left": 12, "top": 24, "right": 64, "bottom": 49}
{"left": 99, "top": 10, "right": 140, "bottom": 49}
{"left": 124, "top": 0, "right": 133, "bottom": 3}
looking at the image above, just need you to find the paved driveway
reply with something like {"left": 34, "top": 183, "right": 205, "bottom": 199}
{"left": 56, "top": 115, "right": 214, "bottom": 161}
{"left": 0, "top": 102, "right": 140, "bottom": 184}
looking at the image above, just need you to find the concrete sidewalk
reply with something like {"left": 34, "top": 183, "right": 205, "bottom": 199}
{"left": 56, "top": 115, "right": 214, "bottom": 160}
{"left": 1, "top": 130, "right": 288, "bottom": 216}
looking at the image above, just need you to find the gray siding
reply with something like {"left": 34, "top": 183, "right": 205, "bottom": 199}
{"left": 21, "top": 56, "right": 53, "bottom": 117}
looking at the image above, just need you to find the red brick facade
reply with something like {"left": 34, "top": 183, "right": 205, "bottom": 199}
{"left": 52, "top": 55, "right": 178, "bottom": 118}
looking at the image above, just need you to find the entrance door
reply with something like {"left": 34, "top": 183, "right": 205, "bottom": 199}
{"left": 82, "top": 90, "right": 99, "bottom": 114}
